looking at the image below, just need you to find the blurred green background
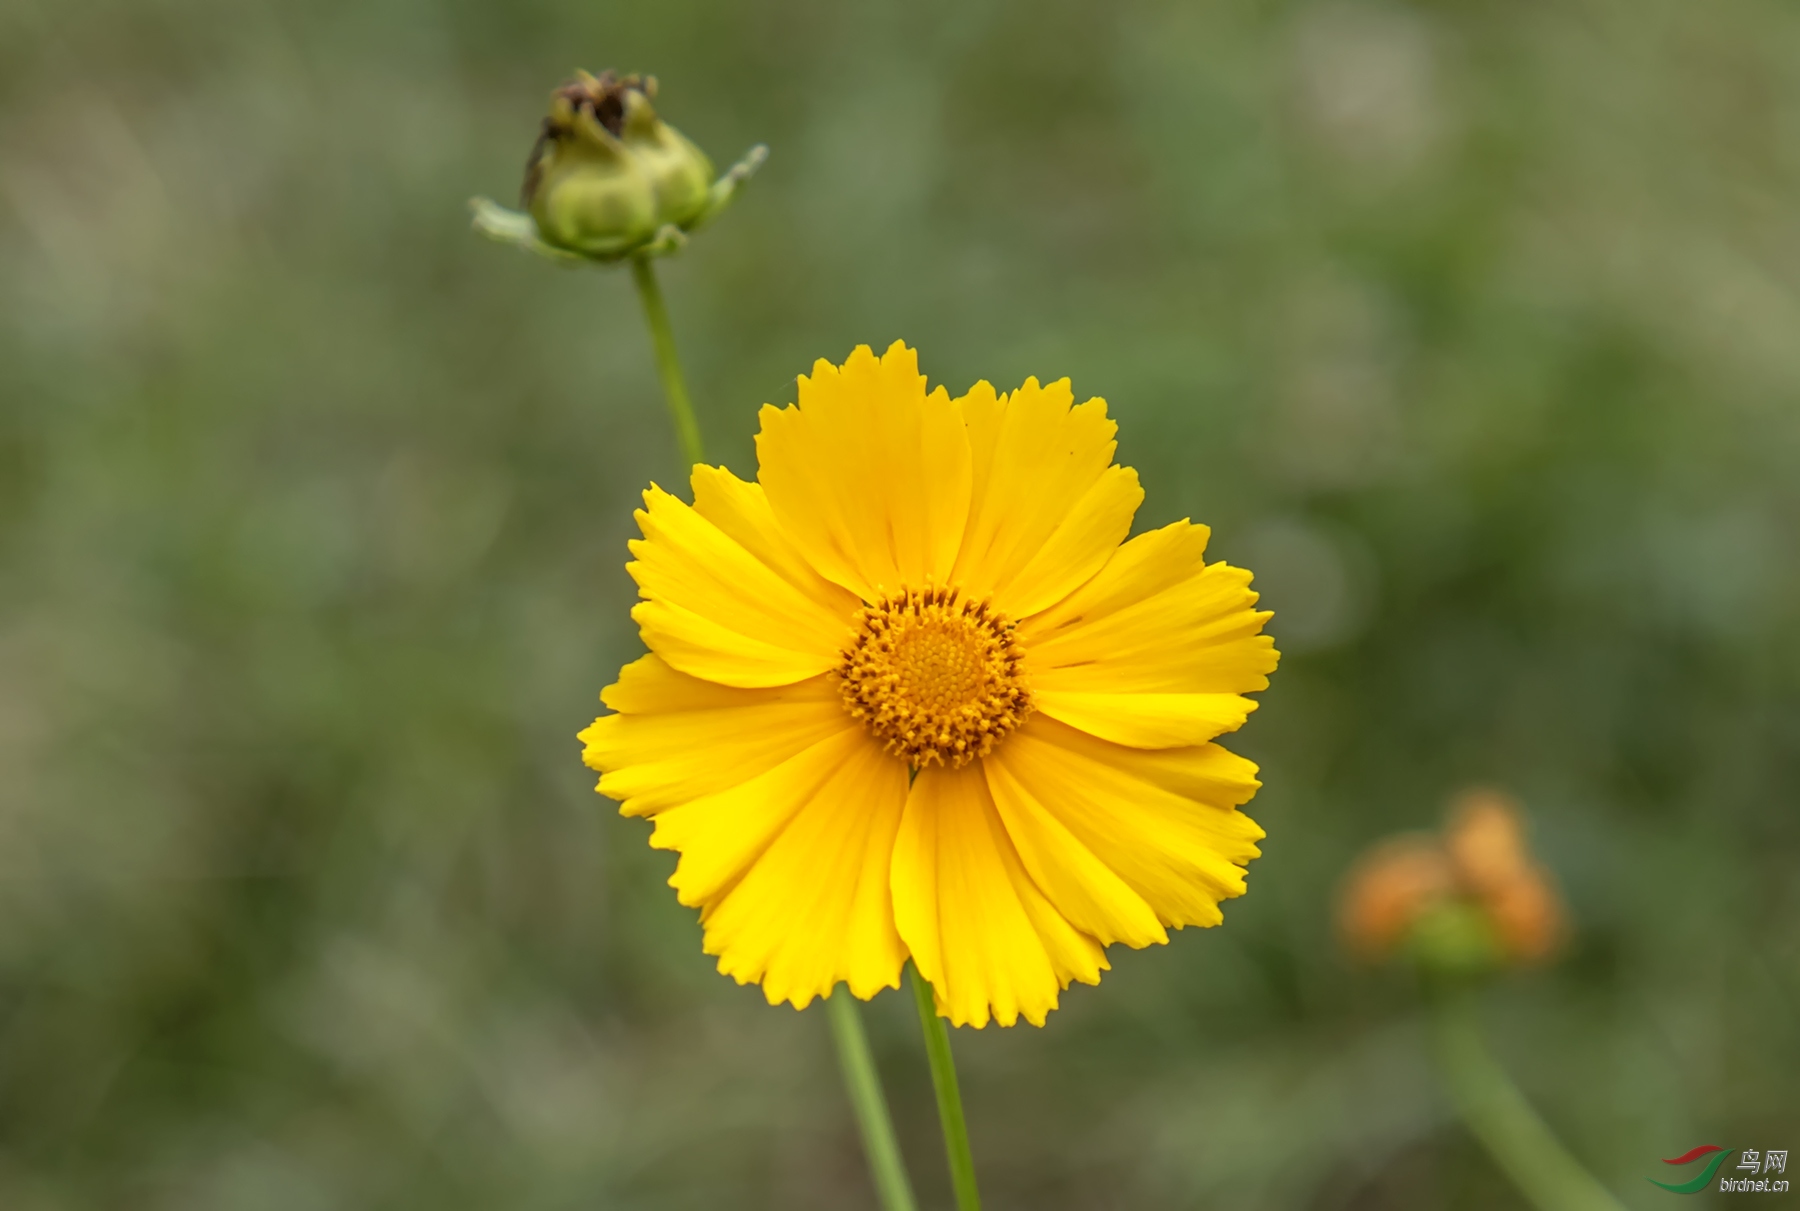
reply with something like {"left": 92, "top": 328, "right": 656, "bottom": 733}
{"left": 2, "top": 0, "right": 1798, "bottom": 1206}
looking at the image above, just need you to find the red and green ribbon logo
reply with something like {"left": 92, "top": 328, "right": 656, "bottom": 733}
{"left": 1650, "top": 1145, "right": 1736, "bottom": 1193}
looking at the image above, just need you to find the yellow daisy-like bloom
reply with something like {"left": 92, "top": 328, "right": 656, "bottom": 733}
{"left": 580, "top": 342, "right": 1278, "bottom": 1027}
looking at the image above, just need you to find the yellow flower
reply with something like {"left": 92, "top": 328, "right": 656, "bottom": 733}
{"left": 580, "top": 342, "right": 1278, "bottom": 1027}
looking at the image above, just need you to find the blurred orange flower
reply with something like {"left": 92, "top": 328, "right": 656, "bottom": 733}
{"left": 1338, "top": 787, "right": 1564, "bottom": 967}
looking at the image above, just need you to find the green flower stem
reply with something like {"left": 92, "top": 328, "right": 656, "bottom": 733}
{"left": 627, "top": 254, "right": 704, "bottom": 469}
{"left": 826, "top": 990, "right": 919, "bottom": 1211}
{"left": 1427, "top": 988, "right": 1625, "bottom": 1211}
{"left": 911, "top": 966, "right": 983, "bottom": 1211}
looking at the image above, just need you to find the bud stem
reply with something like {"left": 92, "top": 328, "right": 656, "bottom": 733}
{"left": 826, "top": 989, "right": 920, "bottom": 1211}
{"left": 628, "top": 254, "right": 704, "bottom": 469}
{"left": 1427, "top": 987, "right": 1625, "bottom": 1211}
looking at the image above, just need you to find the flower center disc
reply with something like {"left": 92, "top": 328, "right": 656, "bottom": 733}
{"left": 838, "top": 587, "right": 1032, "bottom": 769}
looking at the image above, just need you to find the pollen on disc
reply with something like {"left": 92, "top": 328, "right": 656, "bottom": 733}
{"left": 836, "top": 587, "right": 1033, "bottom": 768}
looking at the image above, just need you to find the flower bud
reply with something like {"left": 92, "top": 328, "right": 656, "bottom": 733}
{"left": 472, "top": 70, "right": 766, "bottom": 265}
{"left": 522, "top": 72, "right": 659, "bottom": 258}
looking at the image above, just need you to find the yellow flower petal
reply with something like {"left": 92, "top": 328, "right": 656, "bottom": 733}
{"left": 1021, "top": 519, "right": 1278, "bottom": 695}
{"left": 580, "top": 654, "right": 850, "bottom": 818}
{"left": 987, "top": 715, "right": 1265, "bottom": 931}
{"left": 690, "top": 464, "right": 863, "bottom": 621}
{"left": 892, "top": 763, "right": 1106, "bottom": 1028}
{"left": 1000, "top": 467, "right": 1143, "bottom": 619}
{"left": 628, "top": 484, "right": 855, "bottom": 687}
{"left": 1074, "top": 731, "right": 1265, "bottom": 810}
{"left": 755, "top": 342, "right": 972, "bottom": 600}
{"left": 951, "top": 378, "right": 1144, "bottom": 619}
{"left": 599, "top": 650, "right": 780, "bottom": 713}
{"left": 680, "top": 729, "right": 910, "bottom": 1007}
{"left": 1025, "top": 518, "right": 1210, "bottom": 627}
{"left": 1031, "top": 689, "right": 1258, "bottom": 748}
{"left": 650, "top": 726, "right": 865, "bottom": 905}
{"left": 983, "top": 755, "right": 1168, "bottom": 949}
